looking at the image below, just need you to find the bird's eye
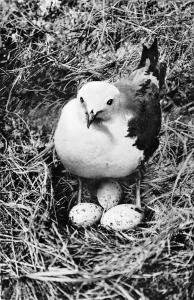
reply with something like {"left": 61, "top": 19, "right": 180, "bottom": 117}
{"left": 107, "top": 99, "right": 113, "bottom": 105}
{"left": 80, "top": 97, "right": 84, "bottom": 103}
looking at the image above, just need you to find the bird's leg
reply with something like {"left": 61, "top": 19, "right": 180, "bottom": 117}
{"left": 135, "top": 172, "right": 141, "bottom": 208}
{"left": 77, "top": 178, "right": 82, "bottom": 203}
{"left": 135, "top": 163, "right": 145, "bottom": 208}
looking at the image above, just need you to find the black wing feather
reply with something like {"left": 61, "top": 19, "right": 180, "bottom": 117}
{"left": 126, "top": 80, "right": 161, "bottom": 160}
{"left": 115, "top": 39, "right": 165, "bottom": 161}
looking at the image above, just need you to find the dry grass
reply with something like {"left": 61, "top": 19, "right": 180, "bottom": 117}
{"left": 0, "top": 0, "right": 194, "bottom": 299}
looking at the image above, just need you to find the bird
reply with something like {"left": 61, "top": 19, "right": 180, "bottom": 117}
{"left": 54, "top": 38, "right": 166, "bottom": 209}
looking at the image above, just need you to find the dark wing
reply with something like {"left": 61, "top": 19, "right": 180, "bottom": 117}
{"left": 116, "top": 38, "right": 166, "bottom": 160}
{"left": 126, "top": 79, "right": 161, "bottom": 160}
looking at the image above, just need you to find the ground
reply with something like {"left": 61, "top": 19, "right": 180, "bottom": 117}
{"left": 0, "top": 0, "right": 194, "bottom": 299}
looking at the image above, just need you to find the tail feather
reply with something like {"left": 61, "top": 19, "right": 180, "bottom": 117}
{"left": 129, "top": 38, "right": 166, "bottom": 90}
{"left": 137, "top": 38, "right": 159, "bottom": 70}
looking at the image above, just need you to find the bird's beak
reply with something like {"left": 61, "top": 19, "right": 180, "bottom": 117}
{"left": 87, "top": 111, "right": 95, "bottom": 128}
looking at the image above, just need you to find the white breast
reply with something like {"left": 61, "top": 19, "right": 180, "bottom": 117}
{"left": 54, "top": 99, "right": 144, "bottom": 178}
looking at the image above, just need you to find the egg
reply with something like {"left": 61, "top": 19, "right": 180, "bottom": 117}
{"left": 101, "top": 204, "right": 143, "bottom": 231}
{"left": 97, "top": 180, "right": 122, "bottom": 210}
{"left": 69, "top": 203, "right": 103, "bottom": 227}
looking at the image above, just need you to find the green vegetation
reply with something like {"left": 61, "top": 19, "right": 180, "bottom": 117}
{"left": 0, "top": 0, "right": 194, "bottom": 299}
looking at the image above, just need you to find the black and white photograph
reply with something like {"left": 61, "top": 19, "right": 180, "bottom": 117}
{"left": 0, "top": 0, "right": 194, "bottom": 299}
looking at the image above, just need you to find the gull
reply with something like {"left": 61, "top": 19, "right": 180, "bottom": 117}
{"left": 54, "top": 38, "right": 166, "bottom": 208}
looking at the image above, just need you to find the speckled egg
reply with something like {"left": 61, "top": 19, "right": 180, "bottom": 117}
{"left": 101, "top": 204, "right": 143, "bottom": 230}
{"left": 69, "top": 203, "right": 103, "bottom": 227}
{"left": 97, "top": 180, "right": 122, "bottom": 210}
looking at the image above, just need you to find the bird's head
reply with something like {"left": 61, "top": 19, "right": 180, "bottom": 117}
{"left": 77, "top": 81, "right": 120, "bottom": 128}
